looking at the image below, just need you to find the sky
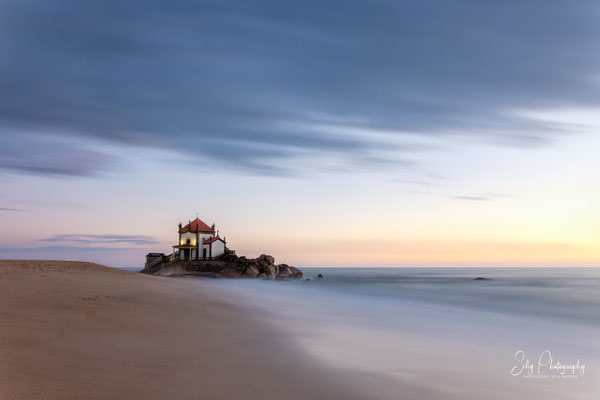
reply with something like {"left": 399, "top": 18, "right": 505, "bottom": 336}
{"left": 1, "top": 0, "right": 600, "bottom": 268}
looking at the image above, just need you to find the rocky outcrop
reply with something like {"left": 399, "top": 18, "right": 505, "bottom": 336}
{"left": 242, "top": 264, "right": 260, "bottom": 278}
{"left": 275, "top": 264, "right": 303, "bottom": 280}
{"left": 141, "top": 251, "right": 303, "bottom": 280}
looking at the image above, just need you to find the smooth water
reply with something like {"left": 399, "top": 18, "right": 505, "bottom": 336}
{"left": 304, "top": 267, "right": 600, "bottom": 326}
{"left": 196, "top": 268, "right": 600, "bottom": 399}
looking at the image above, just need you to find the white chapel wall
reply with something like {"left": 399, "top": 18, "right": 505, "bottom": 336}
{"left": 212, "top": 240, "right": 225, "bottom": 256}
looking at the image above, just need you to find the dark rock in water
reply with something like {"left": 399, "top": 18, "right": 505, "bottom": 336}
{"left": 288, "top": 266, "right": 303, "bottom": 279}
{"left": 276, "top": 265, "right": 292, "bottom": 280}
{"left": 474, "top": 277, "right": 490, "bottom": 281}
{"left": 304, "top": 278, "right": 311, "bottom": 282}
{"left": 316, "top": 274, "right": 324, "bottom": 279}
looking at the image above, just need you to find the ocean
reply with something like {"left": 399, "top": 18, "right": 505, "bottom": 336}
{"left": 192, "top": 267, "right": 600, "bottom": 400}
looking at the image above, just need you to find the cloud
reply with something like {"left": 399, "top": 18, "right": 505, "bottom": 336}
{"left": 0, "top": 245, "right": 139, "bottom": 253}
{"left": 0, "top": 133, "right": 114, "bottom": 177}
{"left": 0, "top": 0, "right": 599, "bottom": 176}
{"left": 451, "top": 196, "right": 491, "bottom": 202}
{"left": 37, "top": 234, "right": 158, "bottom": 245}
{"left": 450, "top": 192, "right": 511, "bottom": 201}
{"left": 0, "top": 207, "right": 25, "bottom": 212}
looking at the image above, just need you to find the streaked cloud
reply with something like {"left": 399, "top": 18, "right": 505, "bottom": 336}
{"left": 0, "top": 134, "right": 114, "bottom": 177}
{"left": 0, "top": 245, "right": 139, "bottom": 253}
{"left": 1, "top": 0, "right": 599, "bottom": 176}
{"left": 450, "top": 192, "right": 511, "bottom": 202}
{"left": 451, "top": 196, "right": 491, "bottom": 202}
{"left": 37, "top": 234, "right": 158, "bottom": 245}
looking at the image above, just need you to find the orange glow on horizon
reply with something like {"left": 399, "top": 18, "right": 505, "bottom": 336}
{"left": 234, "top": 238, "right": 600, "bottom": 267}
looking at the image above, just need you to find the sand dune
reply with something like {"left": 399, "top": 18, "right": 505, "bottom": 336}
{"left": 0, "top": 260, "right": 369, "bottom": 400}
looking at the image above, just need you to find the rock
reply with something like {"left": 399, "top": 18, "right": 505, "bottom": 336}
{"left": 225, "top": 262, "right": 242, "bottom": 271}
{"left": 264, "top": 264, "right": 279, "bottom": 277}
{"left": 259, "top": 254, "right": 275, "bottom": 264}
{"left": 254, "top": 261, "right": 266, "bottom": 273}
{"left": 474, "top": 277, "right": 490, "bottom": 281}
{"left": 276, "top": 266, "right": 292, "bottom": 280}
{"left": 217, "top": 267, "right": 243, "bottom": 278}
{"left": 242, "top": 265, "right": 260, "bottom": 278}
{"left": 304, "top": 278, "right": 311, "bottom": 282}
{"left": 141, "top": 251, "right": 302, "bottom": 280}
{"left": 316, "top": 273, "right": 324, "bottom": 279}
{"left": 288, "top": 266, "right": 303, "bottom": 279}
{"left": 221, "top": 253, "right": 238, "bottom": 262}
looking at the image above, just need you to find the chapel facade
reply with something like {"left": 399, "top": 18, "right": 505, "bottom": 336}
{"left": 173, "top": 217, "right": 226, "bottom": 260}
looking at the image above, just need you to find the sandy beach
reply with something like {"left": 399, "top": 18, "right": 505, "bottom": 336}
{"left": 4, "top": 261, "right": 596, "bottom": 400}
{"left": 0, "top": 260, "right": 373, "bottom": 400}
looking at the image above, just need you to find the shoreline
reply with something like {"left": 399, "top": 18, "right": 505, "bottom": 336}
{"left": 3, "top": 261, "right": 597, "bottom": 399}
{"left": 182, "top": 267, "right": 600, "bottom": 400}
{"left": 0, "top": 260, "right": 376, "bottom": 400}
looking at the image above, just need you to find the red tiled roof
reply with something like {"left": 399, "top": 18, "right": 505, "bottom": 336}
{"left": 180, "top": 217, "right": 214, "bottom": 233}
{"left": 173, "top": 244, "right": 196, "bottom": 248}
{"left": 203, "top": 237, "right": 224, "bottom": 244}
